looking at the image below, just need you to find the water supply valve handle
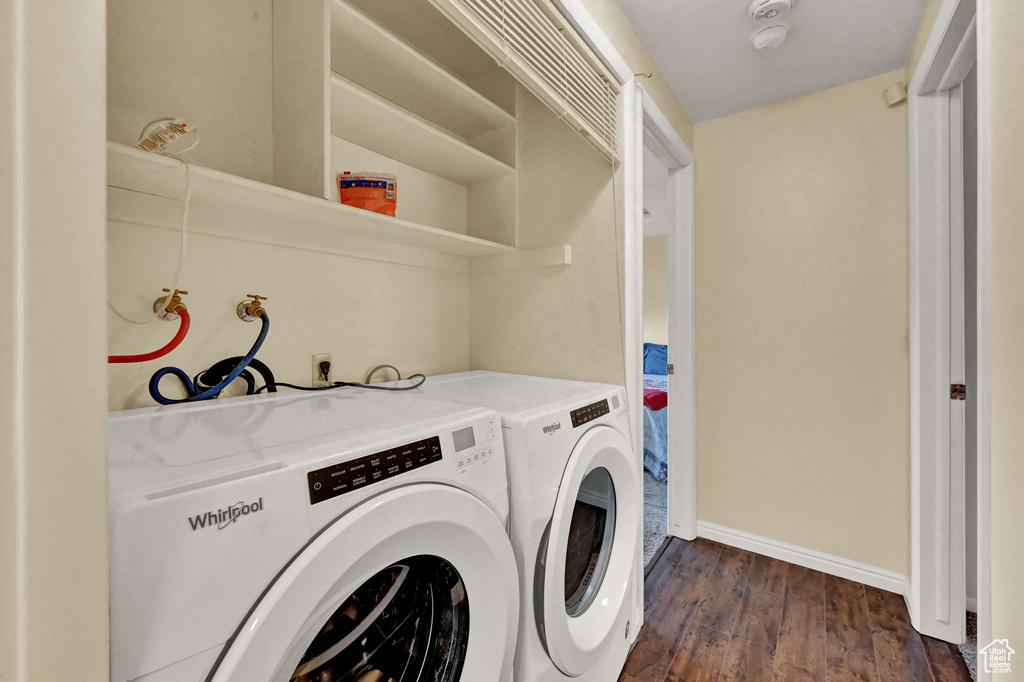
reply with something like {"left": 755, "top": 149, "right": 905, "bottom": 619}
{"left": 154, "top": 289, "right": 189, "bottom": 319}
{"left": 237, "top": 294, "right": 268, "bottom": 322}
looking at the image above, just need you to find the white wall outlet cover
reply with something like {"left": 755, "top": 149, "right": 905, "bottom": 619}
{"left": 312, "top": 353, "right": 332, "bottom": 387}
{"left": 749, "top": 0, "right": 794, "bottom": 23}
{"left": 750, "top": 23, "right": 790, "bottom": 50}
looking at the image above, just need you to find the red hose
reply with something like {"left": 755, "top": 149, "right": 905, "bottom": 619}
{"left": 108, "top": 309, "right": 191, "bottom": 364}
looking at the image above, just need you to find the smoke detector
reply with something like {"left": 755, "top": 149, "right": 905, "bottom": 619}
{"left": 750, "top": 22, "right": 789, "bottom": 50}
{"left": 749, "top": 0, "right": 794, "bottom": 23}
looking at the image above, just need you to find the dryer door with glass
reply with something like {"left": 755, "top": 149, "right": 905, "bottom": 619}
{"left": 540, "top": 424, "right": 639, "bottom": 676}
{"left": 207, "top": 484, "right": 518, "bottom": 682}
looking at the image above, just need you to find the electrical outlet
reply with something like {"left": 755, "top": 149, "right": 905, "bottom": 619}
{"left": 312, "top": 353, "right": 332, "bottom": 387}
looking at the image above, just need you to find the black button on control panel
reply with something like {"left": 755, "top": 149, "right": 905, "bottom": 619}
{"left": 570, "top": 399, "right": 610, "bottom": 428}
{"left": 307, "top": 436, "right": 442, "bottom": 505}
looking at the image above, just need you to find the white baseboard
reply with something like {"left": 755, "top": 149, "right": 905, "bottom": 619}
{"left": 696, "top": 521, "right": 908, "bottom": 595}
{"left": 902, "top": 577, "right": 915, "bottom": 622}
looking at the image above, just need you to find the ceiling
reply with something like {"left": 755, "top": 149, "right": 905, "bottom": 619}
{"left": 615, "top": 0, "right": 927, "bottom": 123}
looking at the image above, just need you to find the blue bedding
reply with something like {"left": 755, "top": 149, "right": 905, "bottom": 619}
{"left": 643, "top": 343, "right": 668, "bottom": 375}
{"left": 643, "top": 373, "right": 668, "bottom": 481}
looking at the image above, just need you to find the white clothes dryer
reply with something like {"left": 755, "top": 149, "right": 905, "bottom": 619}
{"left": 108, "top": 389, "right": 518, "bottom": 682}
{"left": 395, "top": 372, "right": 641, "bottom": 682}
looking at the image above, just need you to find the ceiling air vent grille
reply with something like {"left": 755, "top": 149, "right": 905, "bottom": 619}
{"left": 430, "top": 0, "right": 620, "bottom": 160}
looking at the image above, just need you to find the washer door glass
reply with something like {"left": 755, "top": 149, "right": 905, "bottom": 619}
{"left": 564, "top": 467, "right": 615, "bottom": 617}
{"left": 291, "top": 555, "right": 468, "bottom": 682}
{"left": 205, "top": 484, "right": 518, "bottom": 682}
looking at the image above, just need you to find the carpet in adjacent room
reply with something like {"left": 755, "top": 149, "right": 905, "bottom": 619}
{"left": 643, "top": 470, "right": 667, "bottom": 568}
{"left": 959, "top": 610, "right": 977, "bottom": 680}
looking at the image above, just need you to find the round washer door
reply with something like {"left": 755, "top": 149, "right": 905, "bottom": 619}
{"left": 541, "top": 424, "right": 639, "bottom": 676}
{"left": 207, "top": 484, "right": 519, "bottom": 682}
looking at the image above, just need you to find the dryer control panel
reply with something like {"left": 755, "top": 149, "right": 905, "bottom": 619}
{"left": 570, "top": 399, "right": 610, "bottom": 428}
{"left": 307, "top": 436, "right": 442, "bottom": 505}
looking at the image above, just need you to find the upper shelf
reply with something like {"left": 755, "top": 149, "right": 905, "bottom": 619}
{"left": 330, "top": 73, "right": 515, "bottom": 186}
{"left": 106, "top": 143, "right": 517, "bottom": 263}
{"left": 330, "top": 0, "right": 514, "bottom": 141}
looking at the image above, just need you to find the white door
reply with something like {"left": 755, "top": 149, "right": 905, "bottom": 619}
{"left": 540, "top": 425, "right": 639, "bottom": 676}
{"left": 960, "top": 64, "right": 980, "bottom": 615}
{"left": 947, "top": 82, "right": 968, "bottom": 628}
{"left": 208, "top": 484, "right": 519, "bottom": 682}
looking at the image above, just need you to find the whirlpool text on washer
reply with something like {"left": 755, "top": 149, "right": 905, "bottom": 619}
{"left": 187, "top": 498, "right": 265, "bottom": 531}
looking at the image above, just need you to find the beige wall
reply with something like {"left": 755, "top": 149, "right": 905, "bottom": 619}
{"left": 905, "top": 0, "right": 945, "bottom": 84}
{"left": 643, "top": 236, "right": 669, "bottom": 345}
{"left": 2, "top": 0, "right": 110, "bottom": 678}
{"left": 579, "top": 0, "right": 695, "bottom": 150}
{"left": 988, "top": 0, "right": 1024, "bottom": 653}
{"left": 107, "top": 0, "right": 275, "bottom": 184}
{"left": 107, "top": 228, "right": 470, "bottom": 410}
{"left": 109, "top": 87, "right": 625, "bottom": 408}
{"left": 693, "top": 70, "right": 910, "bottom": 573}
{"left": 469, "top": 87, "right": 625, "bottom": 386}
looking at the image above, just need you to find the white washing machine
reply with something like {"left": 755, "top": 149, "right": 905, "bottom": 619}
{"left": 108, "top": 389, "right": 519, "bottom": 682}
{"left": 398, "top": 371, "right": 641, "bottom": 682}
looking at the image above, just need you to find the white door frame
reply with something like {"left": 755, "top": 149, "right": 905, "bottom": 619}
{"left": 639, "top": 89, "right": 696, "bottom": 543}
{"left": 908, "top": 0, "right": 988, "bottom": 648}
{"left": 622, "top": 83, "right": 697, "bottom": 536}
{"left": 622, "top": 80, "right": 696, "bottom": 641}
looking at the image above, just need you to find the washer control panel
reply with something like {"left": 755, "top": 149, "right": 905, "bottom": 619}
{"left": 307, "top": 436, "right": 442, "bottom": 505}
{"left": 454, "top": 419, "right": 498, "bottom": 472}
{"left": 570, "top": 399, "right": 610, "bottom": 428}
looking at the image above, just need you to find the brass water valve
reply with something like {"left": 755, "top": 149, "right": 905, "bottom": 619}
{"left": 153, "top": 289, "right": 189, "bottom": 319}
{"left": 237, "top": 294, "right": 268, "bottom": 322}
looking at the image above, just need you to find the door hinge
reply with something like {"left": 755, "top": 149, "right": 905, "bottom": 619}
{"left": 951, "top": 384, "right": 967, "bottom": 401}
{"left": 666, "top": 364, "right": 674, "bottom": 375}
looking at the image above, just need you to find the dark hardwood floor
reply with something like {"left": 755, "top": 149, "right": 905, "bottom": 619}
{"left": 620, "top": 537, "right": 971, "bottom": 682}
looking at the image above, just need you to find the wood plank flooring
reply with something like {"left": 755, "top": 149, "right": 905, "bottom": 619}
{"left": 620, "top": 538, "right": 971, "bottom": 682}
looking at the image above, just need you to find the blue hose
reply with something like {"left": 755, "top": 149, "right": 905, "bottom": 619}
{"left": 149, "top": 312, "right": 271, "bottom": 405}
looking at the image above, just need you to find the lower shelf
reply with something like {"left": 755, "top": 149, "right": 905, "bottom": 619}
{"left": 107, "top": 143, "right": 570, "bottom": 274}
{"left": 107, "top": 143, "right": 516, "bottom": 266}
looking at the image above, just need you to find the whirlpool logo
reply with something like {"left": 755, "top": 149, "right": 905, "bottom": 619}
{"left": 542, "top": 422, "right": 562, "bottom": 435}
{"left": 188, "top": 498, "right": 264, "bottom": 531}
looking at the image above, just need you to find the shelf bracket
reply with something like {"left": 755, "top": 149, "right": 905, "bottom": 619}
{"left": 469, "top": 244, "right": 572, "bottom": 274}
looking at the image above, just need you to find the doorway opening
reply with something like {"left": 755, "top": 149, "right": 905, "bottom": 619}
{"left": 640, "top": 141, "right": 671, "bottom": 568}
